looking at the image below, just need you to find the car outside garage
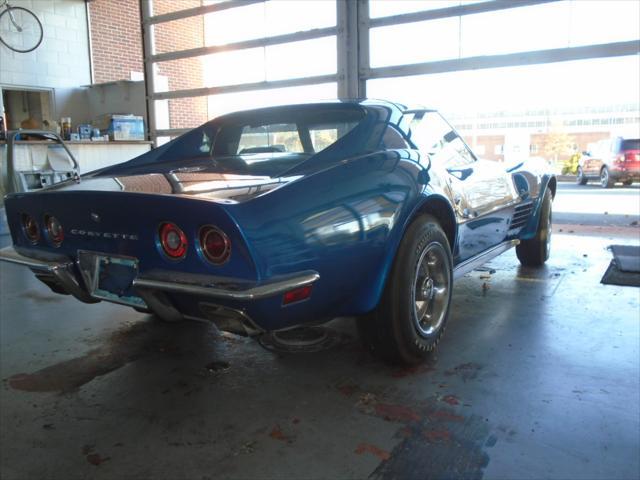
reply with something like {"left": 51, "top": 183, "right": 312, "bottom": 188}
{"left": 0, "top": 1, "right": 638, "bottom": 479}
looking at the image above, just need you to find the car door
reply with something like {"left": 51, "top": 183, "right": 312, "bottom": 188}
{"left": 584, "top": 140, "right": 607, "bottom": 175}
{"left": 408, "top": 111, "right": 519, "bottom": 263}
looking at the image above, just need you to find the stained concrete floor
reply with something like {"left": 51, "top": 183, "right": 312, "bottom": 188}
{"left": 0, "top": 230, "right": 638, "bottom": 480}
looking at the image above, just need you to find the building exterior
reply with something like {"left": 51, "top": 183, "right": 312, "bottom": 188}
{"left": 452, "top": 103, "right": 640, "bottom": 166}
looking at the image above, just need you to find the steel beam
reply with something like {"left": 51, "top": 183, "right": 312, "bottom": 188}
{"left": 153, "top": 128, "right": 192, "bottom": 138}
{"left": 140, "top": 0, "right": 158, "bottom": 144}
{"left": 356, "top": 0, "right": 369, "bottom": 99}
{"left": 150, "top": 26, "right": 337, "bottom": 63}
{"left": 365, "top": 41, "right": 640, "bottom": 80}
{"left": 149, "top": 74, "right": 338, "bottom": 101}
{"left": 143, "top": 0, "right": 263, "bottom": 26}
{"left": 367, "top": 0, "right": 562, "bottom": 29}
{"left": 337, "top": 0, "right": 359, "bottom": 99}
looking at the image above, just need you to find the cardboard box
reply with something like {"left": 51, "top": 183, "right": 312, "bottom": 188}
{"left": 95, "top": 114, "right": 145, "bottom": 141}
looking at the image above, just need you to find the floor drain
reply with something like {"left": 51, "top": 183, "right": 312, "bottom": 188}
{"left": 258, "top": 326, "right": 344, "bottom": 353}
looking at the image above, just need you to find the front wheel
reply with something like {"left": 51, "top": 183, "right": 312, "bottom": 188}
{"left": 358, "top": 215, "right": 453, "bottom": 365}
{"left": 576, "top": 167, "right": 587, "bottom": 185}
{"left": 0, "top": 6, "right": 44, "bottom": 53}
{"left": 516, "top": 189, "right": 552, "bottom": 267}
{"left": 600, "top": 167, "right": 614, "bottom": 188}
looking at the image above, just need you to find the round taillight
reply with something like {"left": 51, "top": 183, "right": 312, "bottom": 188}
{"left": 21, "top": 213, "right": 40, "bottom": 244}
{"left": 159, "top": 222, "right": 188, "bottom": 259}
{"left": 199, "top": 226, "right": 230, "bottom": 264}
{"left": 45, "top": 215, "right": 64, "bottom": 246}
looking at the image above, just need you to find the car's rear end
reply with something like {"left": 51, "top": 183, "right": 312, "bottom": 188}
{"left": 609, "top": 138, "right": 640, "bottom": 184}
{"left": 1, "top": 189, "right": 320, "bottom": 335}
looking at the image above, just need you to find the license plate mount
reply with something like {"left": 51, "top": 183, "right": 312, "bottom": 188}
{"left": 78, "top": 251, "right": 147, "bottom": 308}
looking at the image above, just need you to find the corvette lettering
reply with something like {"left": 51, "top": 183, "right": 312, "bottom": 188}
{"left": 70, "top": 229, "right": 138, "bottom": 240}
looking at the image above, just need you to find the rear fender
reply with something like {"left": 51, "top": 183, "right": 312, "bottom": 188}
{"left": 228, "top": 150, "right": 427, "bottom": 317}
{"left": 361, "top": 192, "right": 457, "bottom": 312}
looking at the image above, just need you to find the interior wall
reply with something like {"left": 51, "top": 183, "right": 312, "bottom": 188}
{"left": 0, "top": 0, "right": 91, "bottom": 89}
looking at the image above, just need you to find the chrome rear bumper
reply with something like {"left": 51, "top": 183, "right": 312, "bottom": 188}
{"left": 0, "top": 246, "right": 320, "bottom": 336}
{"left": 0, "top": 246, "right": 99, "bottom": 303}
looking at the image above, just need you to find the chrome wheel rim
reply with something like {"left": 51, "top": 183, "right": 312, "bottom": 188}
{"left": 601, "top": 169, "right": 608, "bottom": 187}
{"left": 576, "top": 169, "right": 583, "bottom": 183}
{"left": 411, "top": 243, "right": 451, "bottom": 338}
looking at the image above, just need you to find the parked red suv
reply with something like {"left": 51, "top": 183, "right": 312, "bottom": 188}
{"left": 577, "top": 137, "right": 640, "bottom": 188}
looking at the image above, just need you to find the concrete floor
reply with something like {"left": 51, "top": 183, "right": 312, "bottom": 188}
{"left": 1, "top": 225, "right": 639, "bottom": 479}
{"left": 554, "top": 183, "right": 640, "bottom": 227}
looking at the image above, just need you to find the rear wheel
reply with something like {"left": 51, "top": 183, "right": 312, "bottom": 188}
{"left": 600, "top": 167, "right": 614, "bottom": 188}
{"left": 358, "top": 215, "right": 453, "bottom": 365}
{"left": 623, "top": 179, "right": 633, "bottom": 186}
{"left": 516, "top": 189, "right": 552, "bottom": 267}
{"left": 576, "top": 167, "right": 587, "bottom": 185}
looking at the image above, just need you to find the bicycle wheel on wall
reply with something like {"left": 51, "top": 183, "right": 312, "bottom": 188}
{"left": 0, "top": 6, "right": 43, "bottom": 53}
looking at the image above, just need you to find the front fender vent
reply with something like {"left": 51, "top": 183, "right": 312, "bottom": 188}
{"left": 510, "top": 202, "right": 534, "bottom": 230}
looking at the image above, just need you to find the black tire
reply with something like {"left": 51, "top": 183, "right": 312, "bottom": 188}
{"left": 576, "top": 167, "right": 587, "bottom": 185}
{"left": 0, "top": 6, "right": 44, "bottom": 53}
{"left": 516, "top": 189, "right": 552, "bottom": 267}
{"left": 600, "top": 167, "right": 614, "bottom": 188}
{"left": 357, "top": 215, "right": 453, "bottom": 365}
{"left": 622, "top": 180, "right": 633, "bottom": 186}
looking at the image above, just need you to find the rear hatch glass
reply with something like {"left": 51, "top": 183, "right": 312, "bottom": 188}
{"left": 621, "top": 139, "right": 640, "bottom": 151}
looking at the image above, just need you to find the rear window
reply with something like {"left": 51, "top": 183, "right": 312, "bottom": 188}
{"left": 621, "top": 139, "right": 640, "bottom": 151}
{"left": 212, "top": 106, "right": 364, "bottom": 157}
{"left": 237, "top": 123, "right": 303, "bottom": 154}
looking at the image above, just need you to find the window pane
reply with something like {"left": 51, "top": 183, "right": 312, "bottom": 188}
{"left": 369, "top": 0, "right": 492, "bottom": 19}
{"left": 370, "top": 18, "right": 460, "bottom": 67}
{"left": 204, "top": 3, "right": 266, "bottom": 45}
{"left": 266, "top": 37, "right": 337, "bottom": 81}
{"left": 203, "top": 48, "right": 266, "bottom": 88}
{"left": 201, "top": 37, "right": 337, "bottom": 87}
{"left": 163, "top": 97, "right": 209, "bottom": 130}
{"left": 203, "top": 1, "right": 335, "bottom": 46}
{"left": 238, "top": 124, "right": 303, "bottom": 154}
{"left": 153, "top": 0, "right": 203, "bottom": 16}
{"left": 310, "top": 128, "right": 338, "bottom": 151}
{"left": 154, "top": 16, "right": 205, "bottom": 55}
{"left": 569, "top": 0, "right": 640, "bottom": 47}
{"left": 265, "top": 1, "right": 336, "bottom": 37}
{"left": 366, "top": 56, "right": 640, "bottom": 114}
{"left": 207, "top": 83, "right": 337, "bottom": 118}
{"left": 460, "top": 2, "right": 571, "bottom": 57}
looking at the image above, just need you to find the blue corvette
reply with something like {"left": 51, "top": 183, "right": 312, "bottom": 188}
{"left": 0, "top": 100, "right": 555, "bottom": 365}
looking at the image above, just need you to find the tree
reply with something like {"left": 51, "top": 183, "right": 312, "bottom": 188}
{"left": 542, "top": 125, "right": 575, "bottom": 166}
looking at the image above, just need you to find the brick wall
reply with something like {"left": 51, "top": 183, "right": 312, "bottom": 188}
{"left": 88, "top": 0, "right": 207, "bottom": 131}
{"left": 88, "top": 0, "right": 143, "bottom": 83}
